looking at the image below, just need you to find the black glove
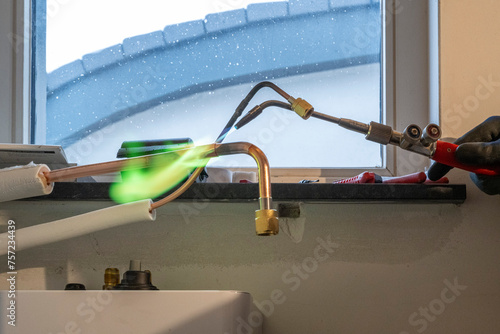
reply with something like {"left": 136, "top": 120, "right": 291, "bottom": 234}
{"left": 427, "top": 116, "right": 500, "bottom": 195}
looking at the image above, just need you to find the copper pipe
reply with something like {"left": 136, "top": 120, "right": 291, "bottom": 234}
{"left": 248, "top": 145, "right": 272, "bottom": 204}
{"left": 207, "top": 142, "right": 278, "bottom": 235}
{"left": 149, "top": 166, "right": 204, "bottom": 210}
{"left": 45, "top": 159, "right": 128, "bottom": 183}
{"left": 44, "top": 145, "right": 216, "bottom": 183}
{"left": 150, "top": 142, "right": 273, "bottom": 210}
{"left": 209, "top": 142, "right": 272, "bottom": 210}
{"left": 43, "top": 142, "right": 273, "bottom": 210}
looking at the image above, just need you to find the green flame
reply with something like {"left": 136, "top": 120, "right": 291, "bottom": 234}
{"left": 110, "top": 146, "right": 210, "bottom": 203}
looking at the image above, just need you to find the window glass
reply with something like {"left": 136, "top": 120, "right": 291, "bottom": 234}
{"left": 43, "top": 0, "right": 382, "bottom": 168}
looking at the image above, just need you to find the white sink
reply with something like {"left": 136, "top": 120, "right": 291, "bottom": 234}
{"left": 0, "top": 290, "right": 262, "bottom": 334}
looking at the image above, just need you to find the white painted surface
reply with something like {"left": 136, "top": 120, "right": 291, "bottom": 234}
{"left": 0, "top": 199, "right": 154, "bottom": 255}
{"left": 0, "top": 290, "right": 260, "bottom": 334}
{"left": 0, "top": 176, "right": 499, "bottom": 333}
{"left": 439, "top": 0, "right": 500, "bottom": 137}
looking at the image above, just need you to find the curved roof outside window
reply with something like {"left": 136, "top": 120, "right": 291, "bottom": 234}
{"left": 46, "top": 0, "right": 382, "bottom": 167}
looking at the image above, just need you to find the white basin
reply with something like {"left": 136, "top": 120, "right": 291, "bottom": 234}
{"left": 0, "top": 290, "right": 262, "bottom": 334}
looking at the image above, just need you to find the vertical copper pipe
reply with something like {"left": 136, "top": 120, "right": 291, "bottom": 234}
{"left": 211, "top": 142, "right": 272, "bottom": 210}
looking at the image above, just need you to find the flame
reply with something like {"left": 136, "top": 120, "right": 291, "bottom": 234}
{"left": 110, "top": 146, "right": 211, "bottom": 203}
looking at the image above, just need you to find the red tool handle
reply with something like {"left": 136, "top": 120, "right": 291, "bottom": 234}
{"left": 332, "top": 172, "right": 375, "bottom": 184}
{"left": 432, "top": 141, "right": 500, "bottom": 176}
{"left": 382, "top": 172, "right": 427, "bottom": 184}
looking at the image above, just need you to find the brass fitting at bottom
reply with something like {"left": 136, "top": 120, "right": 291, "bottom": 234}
{"left": 255, "top": 209, "right": 279, "bottom": 236}
{"left": 103, "top": 268, "right": 120, "bottom": 290}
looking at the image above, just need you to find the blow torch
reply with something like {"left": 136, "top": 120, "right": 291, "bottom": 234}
{"left": 233, "top": 82, "right": 500, "bottom": 177}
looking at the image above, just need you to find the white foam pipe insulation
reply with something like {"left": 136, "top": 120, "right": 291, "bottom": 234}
{"left": 0, "top": 164, "right": 54, "bottom": 202}
{"left": 0, "top": 199, "right": 155, "bottom": 255}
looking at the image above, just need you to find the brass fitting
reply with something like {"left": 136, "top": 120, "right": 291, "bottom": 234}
{"left": 255, "top": 209, "right": 279, "bottom": 236}
{"left": 290, "top": 97, "right": 314, "bottom": 120}
{"left": 103, "top": 268, "right": 120, "bottom": 290}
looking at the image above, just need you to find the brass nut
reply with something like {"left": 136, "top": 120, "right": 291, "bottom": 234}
{"left": 291, "top": 98, "right": 314, "bottom": 119}
{"left": 255, "top": 209, "right": 279, "bottom": 236}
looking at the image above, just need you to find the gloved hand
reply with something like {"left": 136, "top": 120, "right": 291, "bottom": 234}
{"left": 427, "top": 116, "right": 500, "bottom": 195}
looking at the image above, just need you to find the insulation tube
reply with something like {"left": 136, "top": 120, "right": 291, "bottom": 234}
{"left": 0, "top": 199, "right": 155, "bottom": 255}
{"left": 0, "top": 164, "right": 53, "bottom": 202}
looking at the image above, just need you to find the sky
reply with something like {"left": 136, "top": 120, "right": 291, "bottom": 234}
{"left": 46, "top": 0, "right": 278, "bottom": 72}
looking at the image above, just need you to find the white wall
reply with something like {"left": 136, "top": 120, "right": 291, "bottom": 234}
{"left": 439, "top": 0, "right": 500, "bottom": 138}
{"left": 1, "top": 179, "right": 499, "bottom": 333}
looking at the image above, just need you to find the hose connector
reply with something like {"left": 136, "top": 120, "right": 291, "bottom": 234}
{"left": 400, "top": 124, "right": 422, "bottom": 149}
{"left": 255, "top": 209, "right": 279, "bottom": 236}
{"left": 235, "top": 105, "right": 264, "bottom": 129}
{"left": 289, "top": 97, "right": 314, "bottom": 119}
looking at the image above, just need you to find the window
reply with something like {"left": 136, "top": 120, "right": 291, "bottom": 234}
{"left": 13, "top": 0, "right": 432, "bottom": 177}
{"left": 38, "top": 0, "right": 382, "bottom": 171}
